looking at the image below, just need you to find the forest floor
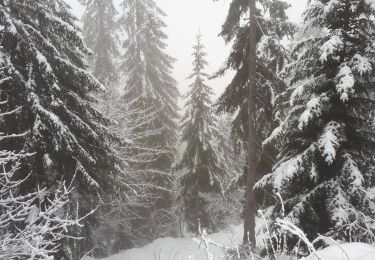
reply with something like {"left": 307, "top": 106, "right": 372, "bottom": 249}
{"left": 83, "top": 224, "right": 243, "bottom": 260}
{"left": 82, "top": 224, "right": 375, "bottom": 260}
{"left": 301, "top": 243, "right": 375, "bottom": 260}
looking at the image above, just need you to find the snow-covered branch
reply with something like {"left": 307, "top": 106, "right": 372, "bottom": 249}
{"left": 0, "top": 149, "right": 84, "bottom": 259}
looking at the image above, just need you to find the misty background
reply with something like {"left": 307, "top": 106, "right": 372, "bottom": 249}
{"left": 65, "top": 0, "right": 307, "bottom": 98}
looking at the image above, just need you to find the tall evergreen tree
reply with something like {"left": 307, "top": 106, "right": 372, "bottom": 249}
{"left": 81, "top": 0, "right": 118, "bottom": 86}
{"left": 257, "top": 0, "right": 375, "bottom": 244}
{"left": 177, "top": 33, "right": 224, "bottom": 234}
{"left": 118, "top": 0, "right": 179, "bottom": 159}
{"left": 216, "top": 0, "right": 293, "bottom": 147}
{"left": 0, "top": 0, "right": 127, "bottom": 257}
{"left": 81, "top": 0, "right": 119, "bottom": 119}
{"left": 215, "top": 0, "right": 294, "bottom": 244}
{"left": 118, "top": 0, "right": 180, "bottom": 240}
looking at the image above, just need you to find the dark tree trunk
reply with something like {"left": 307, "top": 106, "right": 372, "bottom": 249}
{"left": 243, "top": 0, "right": 257, "bottom": 247}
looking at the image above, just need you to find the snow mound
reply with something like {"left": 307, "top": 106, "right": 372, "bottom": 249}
{"left": 82, "top": 225, "right": 243, "bottom": 260}
{"left": 302, "top": 243, "right": 375, "bottom": 260}
{"left": 82, "top": 227, "right": 375, "bottom": 260}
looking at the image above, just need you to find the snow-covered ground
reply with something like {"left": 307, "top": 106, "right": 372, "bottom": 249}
{"left": 302, "top": 243, "right": 375, "bottom": 260}
{"left": 82, "top": 225, "right": 243, "bottom": 260}
{"left": 83, "top": 225, "right": 375, "bottom": 260}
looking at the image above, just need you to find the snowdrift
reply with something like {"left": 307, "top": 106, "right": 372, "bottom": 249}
{"left": 83, "top": 225, "right": 375, "bottom": 260}
{"left": 302, "top": 243, "right": 375, "bottom": 260}
{"left": 82, "top": 225, "right": 243, "bottom": 260}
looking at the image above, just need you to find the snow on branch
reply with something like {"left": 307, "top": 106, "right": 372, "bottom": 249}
{"left": 255, "top": 144, "right": 317, "bottom": 191}
{"left": 299, "top": 93, "right": 329, "bottom": 130}
{"left": 0, "top": 154, "right": 87, "bottom": 259}
{"left": 351, "top": 54, "right": 372, "bottom": 76}
{"left": 276, "top": 218, "right": 321, "bottom": 260}
{"left": 336, "top": 64, "right": 355, "bottom": 102}
{"left": 320, "top": 34, "right": 344, "bottom": 63}
{"left": 318, "top": 121, "right": 344, "bottom": 165}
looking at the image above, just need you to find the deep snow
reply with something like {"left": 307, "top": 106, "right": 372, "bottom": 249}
{"left": 302, "top": 243, "right": 375, "bottom": 260}
{"left": 82, "top": 225, "right": 243, "bottom": 260}
{"left": 82, "top": 224, "right": 375, "bottom": 260}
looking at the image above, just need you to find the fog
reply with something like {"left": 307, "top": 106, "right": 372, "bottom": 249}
{"left": 65, "top": 0, "right": 308, "bottom": 98}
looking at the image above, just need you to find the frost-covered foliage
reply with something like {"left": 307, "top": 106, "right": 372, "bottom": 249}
{"left": 176, "top": 33, "right": 226, "bottom": 235}
{"left": 257, "top": 0, "right": 375, "bottom": 244}
{"left": 200, "top": 115, "right": 245, "bottom": 232}
{"left": 0, "top": 0, "right": 129, "bottom": 257}
{"left": 202, "top": 190, "right": 244, "bottom": 232}
{"left": 201, "top": 115, "right": 245, "bottom": 232}
{"left": 81, "top": 0, "right": 118, "bottom": 86}
{"left": 0, "top": 110, "right": 85, "bottom": 259}
{"left": 90, "top": 93, "right": 179, "bottom": 254}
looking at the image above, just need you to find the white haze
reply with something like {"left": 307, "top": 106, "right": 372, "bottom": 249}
{"left": 64, "top": 0, "right": 308, "bottom": 100}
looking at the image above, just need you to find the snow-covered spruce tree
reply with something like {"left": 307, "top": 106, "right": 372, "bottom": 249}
{"left": 257, "top": 0, "right": 375, "bottom": 244}
{"left": 0, "top": 0, "right": 128, "bottom": 257}
{"left": 80, "top": 0, "right": 178, "bottom": 250}
{"left": 81, "top": 0, "right": 118, "bottom": 86}
{"left": 81, "top": 0, "right": 120, "bottom": 120}
{"left": 118, "top": 0, "right": 179, "bottom": 165}
{"left": 118, "top": 0, "right": 180, "bottom": 240}
{"left": 216, "top": 0, "right": 293, "bottom": 150}
{"left": 215, "top": 0, "right": 294, "bottom": 244}
{"left": 177, "top": 33, "right": 225, "bottom": 235}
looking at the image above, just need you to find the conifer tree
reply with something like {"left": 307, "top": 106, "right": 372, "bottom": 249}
{"left": 215, "top": 0, "right": 294, "bottom": 245}
{"left": 81, "top": 0, "right": 119, "bottom": 119}
{"left": 257, "top": 0, "right": 375, "bottom": 244}
{"left": 177, "top": 33, "right": 224, "bottom": 234}
{"left": 118, "top": 0, "right": 179, "bottom": 159}
{"left": 216, "top": 0, "right": 293, "bottom": 147}
{"left": 0, "top": 0, "right": 127, "bottom": 257}
{"left": 118, "top": 0, "right": 180, "bottom": 239}
{"left": 81, "top": 0, "right": 118, "bottom": 86}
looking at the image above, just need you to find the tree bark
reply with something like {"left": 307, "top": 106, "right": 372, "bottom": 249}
{"left": 243, "top": 0, "right": 257, "bottom": 247}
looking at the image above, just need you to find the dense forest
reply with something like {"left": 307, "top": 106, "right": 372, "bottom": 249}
{"left": 1, "top": 0, "right": 375, "bottom": 259}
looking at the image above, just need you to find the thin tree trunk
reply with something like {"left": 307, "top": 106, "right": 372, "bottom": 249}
{"left": 243, "top": 0, "right": 257, "bottom": 247}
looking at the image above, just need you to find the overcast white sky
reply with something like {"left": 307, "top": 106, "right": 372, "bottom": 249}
{"left": 65, "top": 0, "right": 308, "bottom": 99}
